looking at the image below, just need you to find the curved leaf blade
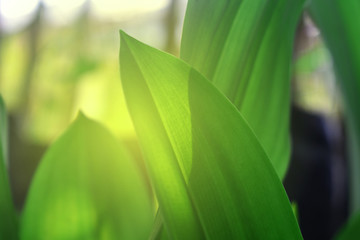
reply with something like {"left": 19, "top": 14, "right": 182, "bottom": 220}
{"left": 120, "top": 31, "right": 302, "bottom": 239}
{"left": 181, "top": 0, "right": 304, "bottom": 178}
{"left": 20, "top": 113, "right": 153, "bottom": 240}
{"left": 309, "top": 0, "right": 360, "bottom": 214}
{"left": 120, "top": 30, "right": 204, "bottom": 240}
{"left": 180, "top": 0, "right": 243, "bottom": 80}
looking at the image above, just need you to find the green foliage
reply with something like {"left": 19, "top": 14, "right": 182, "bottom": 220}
{"left": 120, "top": 31, "right": 302, "bottom": 239}
{"left": 0, "top": 0, "right": 359, "bottom": 239}
{"left": 20, "top": 113, "right": 153, "bottom": 240}
{"left": 181, "top": 0, "right": 304, "bottom": 178}
{"left": 0, "top": 96, "right": 18, "bottom": 240}
{"left": 309, "top": 0, "right": 360, "bottom": 214}
{"left": 336, "top": 212, "right": 360, "bottom": 240}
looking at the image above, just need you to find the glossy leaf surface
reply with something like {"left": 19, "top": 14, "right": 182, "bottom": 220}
{"left": 21, "top": 113, "right": 153, "bottom": 240}
{"left": 181, "top": 0, "right": 304, "bottom": 178}
{"left": 120, "top": 31, "right": 302, "bottom": 239}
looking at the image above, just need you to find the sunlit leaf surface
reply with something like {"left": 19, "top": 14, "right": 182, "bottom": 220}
{"left": 0, "top": 96, "right": 18, "bottom": 240}
{"left": 181, "top": 0, "right": 304, "bottom": 178}
{"left": 20, "top": 113, "right": 153, "bottom": 240}
{"left": 309, "top": 0, "right": 360, "bottom": 214}
{"left": 120, "top": 31, "right": 302, "bottom": 239}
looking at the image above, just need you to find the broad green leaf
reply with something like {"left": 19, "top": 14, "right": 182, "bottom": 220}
{"left": 120, "top": 31, "right": 302, "bottom": 239}
{"left": 180, "top": 0, "right": 242, "bottom": 80}
{"left": 336, "top": 212, "right": 360, "bottom": 240}
{"left": 0, "top": 96, "right": 18, "bottom": 240}
{"left": 181, "top": 0, "right": 304, "bottom": 178}
{"left": 309, "top": 0, "right": 360, "bottom": 214}
{"left": 20, "top": 113, "right": 153, "bottom": 240}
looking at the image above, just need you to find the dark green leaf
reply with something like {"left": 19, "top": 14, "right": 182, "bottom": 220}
{"left": 309, "top": 0, "right": 360, "bottom": 214}
{"left": 0, "top": 95, "right": 18, "bottom": 240}
{"left": 336, "top": 212, "right": 360, "bottom": 240}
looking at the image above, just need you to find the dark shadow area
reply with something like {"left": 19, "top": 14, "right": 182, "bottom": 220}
{"left": 284, "top": 104, "right": 349, "bottom": 240}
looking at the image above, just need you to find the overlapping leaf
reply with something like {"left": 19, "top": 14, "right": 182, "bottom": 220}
{"left": 181, "top": 0, "right": 304, "bottom": 178}
{"left": 309, "top": 0, "right": 360, "bottom": 214}
{"left": 20, "top": 113, "right": 153, "bottom": 240}
{"left": 0, "top": 96, "right": 18, "bottom": 240}
{"left": 120, "top": 31, "right": 302, "bottom": 239}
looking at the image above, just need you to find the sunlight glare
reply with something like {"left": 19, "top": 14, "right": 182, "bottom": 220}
{"left": 42, "top": 0, "right": 87, "bottom": 25}
{"left": 91, "top": 0, "right": 169, "bottom": 20}
{"left": 0, "top": 0, "right": 39, "bottom": 32}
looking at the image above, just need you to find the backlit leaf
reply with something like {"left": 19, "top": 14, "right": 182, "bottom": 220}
{"left": 120, "top": 31, "right": 302, "bottom": 239}
{"left": 181, "top": 0, "right": 304, "bottom": 178}
{"left": 20, "top": 113, "right": 153, "bottom": 240}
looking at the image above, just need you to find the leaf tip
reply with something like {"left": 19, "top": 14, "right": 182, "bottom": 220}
{"left": 119, "top": 30, "right": 131, "bottom": 45}
{"left": 119, "top": 30, "right": 142, "bottom": 52}
{"left": 119, "top": 29, "right": 126, "bottom": 38}
{"left": 72, "top": 111, "right": 97, "bottom": 132}
{"left": 75, "top": 110, "right": 89, "bottom": 122}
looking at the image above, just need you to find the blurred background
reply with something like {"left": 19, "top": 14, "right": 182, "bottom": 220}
{"left": 0, "top": 0, "right": 350, "bottom": 239}
{"left": 0, "top": 0, "right": 187, "bottom": 209}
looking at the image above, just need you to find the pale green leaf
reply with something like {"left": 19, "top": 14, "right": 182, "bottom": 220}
{"left": 0, "top": 95, "right": 18, "bottom": 240}
{"left": 181, "top": 0, "right": 304, "bottom": 178}
{"left": 20, "top": 113, "right": 153, "bottom": 240}
{"left": 120, "top": 31, "right": 302, "bottom": 239}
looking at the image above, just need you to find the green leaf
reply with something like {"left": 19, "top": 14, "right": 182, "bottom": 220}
{"left": 309, "top": 0, "right": 360, "bottom": 214}
{"left": 120, "top": 31, "right": 302, "bottom": 239}
{"left": 181, "top": 0, "right": 304, "bottom": 178}
{"left": 180, "top": 0, "right": 242, "bottom": 80}
{"left": 0, "top": 95, "right": 18, "bottom": 240}
{"left": 20, "top": 113, "right": 153, "bottom": 240}
{"left": 0, "top": 96, "right": 8, "bottom": 167}
{"left": 336, "top": 212, "right": 360, "bottom": 240}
